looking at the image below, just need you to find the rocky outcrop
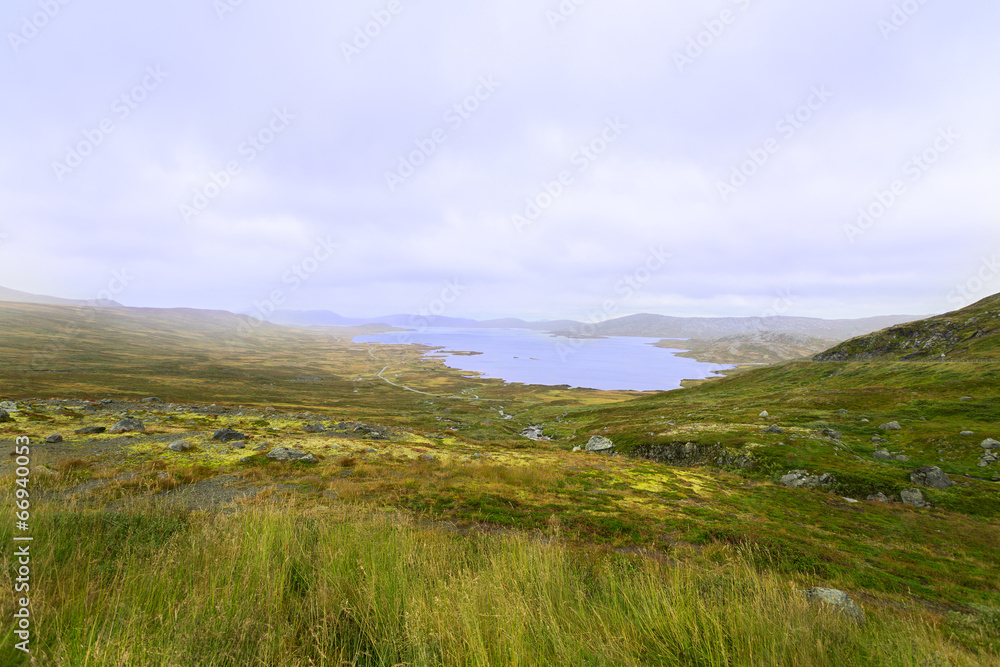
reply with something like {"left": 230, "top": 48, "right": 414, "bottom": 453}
{"left": 880, "top": 421, "right": 902, "bottom": 431}
{"left": 780, "top": 470, "right": 835, "bottom": 489}
{"left": 0, "top": 408, "right": 12, "bottom": 423}
{"left": 45, "top": 434, "right": 63, "bottom": 444}
{"left": 520, "top": 425, "right": 546, "bottom": 441}
{"left": 213, "top": 428, "right": 247, "bottom": 443}
{"left": 900, "top": 488, "right": 927, "bottom": 507}
{"left": 800, "top": 588, "right": 865, "bottom": 625}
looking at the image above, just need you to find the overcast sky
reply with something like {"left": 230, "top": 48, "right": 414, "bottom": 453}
{"left": 2, "top": 0, "right": 998, "bottom": 322}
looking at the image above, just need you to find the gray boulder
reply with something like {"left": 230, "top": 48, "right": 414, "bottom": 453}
{"left": 763, "top": 425, "right": 784, "bottom": 434}
{"left": 585, "top": 436, "right": 614, "bottom": 452}
{"left": 981, "top": 439, "right": 1000, "bottom": 450}
{"left": 866, "top": 492, "right": 891, "bottom": 503}
{"left": 45, "top": 434, "right": 63, "bottom": 444}
{"left": 894, "top": 455, "right": 909, "bottom": 462}
{"left": 353, "top": 423, "right": 389, "bottom": 439}
{"left": 801, "top": 588, "right": 865, "bottom": 625}
{"left": 822, "top": 429, "right": 843, "bottom": 440}
{"left": 302, "top": 423, "right": 325, "bottom": 433}
{"left": 0, "top": 408, "right": 11, "bottom": 423}
{"left": 266, "top": 447, "right": 317, "bottom": 463}
{"left": 0, "top": 401, "right": 16, "bottom": 411}
{"left": 880, "top": 421, "right": 902, "bottom": 431}
{"left": 141, "top": 397, "right": 163, "bottom": 403}
{"left": 910, "top": 466, "right": 954, "bottom": 489}
{"left": 74, "top": 426, "right": 106, "bottom": 435}
{"left": 168, "top": 440, "right": 192, "bottom": 452}
{"left": 759, "top": 410, "right": 769, "bottom": 418}
{"left": 960, "top": 431, "right": 974, "bottom": 436}
{"left": 109, "top": 417, "right": 145, "bottom": 433}
{"left": 872, "top": 449, "right": 892, "bottom": 460}
{"left": 212, "top": 427, "right": 247, "bottom": 442}
{"left": 900, "top": 488, "right": 927, "bottom": 507}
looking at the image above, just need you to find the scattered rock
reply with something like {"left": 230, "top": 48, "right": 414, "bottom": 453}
{"left": 109, "top": 417, "right": 145, "bottom": 434}
{"left": 866, "top": 492, "right": 891, "bottom": 503}
{"left": 302, "top": 423, "right": 326, "bottom": 433}
{"left": 212, "top": 428, "right": 247, "bottom": 443}
{"left": 759, "top": 410, "right": 769, "bottom": 418}
{"left": 763, "top": 425, "right": 784, "bottom": 434}
{"left": 894, "top": 455, "right": 910, "bottom": 462}
{"left": 880, "top": 421, "right": 902, "bottom": 431}
{"left": 0, "top": 401, "right": 16, "bottom": 412}
{"left": 74, "top": 426, "right": 106, "bottom": 435}
{"left": 585, "top": 436, "right": 614, "bottom": 452}
{"left": 837, "top": 409, "right": 849, "bottom": 415}
{"left": 910, "top": 466, "right": 955, "bottom": 489}
{"left": 520, "top": 425, "right": 546, "bottom": 441}
{"left": 872, "top": 449, "right": 893, "bottom": 460}
{"left": 960, "top": 431, "right": 975, "bottom": 436}
{"left": 780, "top": 470, "right": 836, "bottom": 489}
{"left": 168, "top": 440, "right": 192, "bottom": 452}
{"left": 860, "top": 418, "right": 870, "bottom": 423}
{"left": 981, "top": 439, "right": 1000, "bottom": 450}
{"left": 45, "top": 434, "right": 63, "bottom": 444}
{"left": 141, "top": 397, "right": 163, "bottom": 403}
{"left": 266, "top": 447, "right": 317, "bottom": 463}
{"left": 822, "top": 429, "right": 843, "bottom": 440}
{"left": 238, "top": 456, "right": 256, "bottom": 464}
{"left": 900, "top": 488, "right": 927, "bottom": 507}
{"left": 715, "top": 451, "right": 755, "bottom": 469}
{"left": 572, "top": 446, "right": 583, "bottom": 452}
{"left": 0, "top": 409, "right": 11, "bottom": 423}
{"left": 960, "top": 396, "right": 973, "bottom": 401}
{"left": 419, "top": 454, "right": 436, "bottom": 462}
{"left": 800, "top": 588, "right": 865, "bottom": 625}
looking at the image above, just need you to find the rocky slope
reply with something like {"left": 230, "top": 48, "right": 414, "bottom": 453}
{"left": 814, "top": 293, "right": 1000, "bottom": 361}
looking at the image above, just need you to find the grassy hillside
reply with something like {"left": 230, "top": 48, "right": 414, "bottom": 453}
{"left": 815, "top": 293, "right": 1000, "bottom": 361}
{"left": 1, "top": 301, "right": 999, "bottom": 664}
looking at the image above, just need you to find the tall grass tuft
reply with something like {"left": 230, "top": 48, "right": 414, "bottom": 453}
{"left": 1, "top": 498, "right": 995, "bottom": 666}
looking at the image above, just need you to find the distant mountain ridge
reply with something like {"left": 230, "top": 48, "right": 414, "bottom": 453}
{"left": 272, "top": 308, "right": 920, "bottom": 343}
{"left": 814, "top": 293, "right": 1000, "bottom": 361}
{"left": 0, "top": 285, "right": 122, "bottom": 308}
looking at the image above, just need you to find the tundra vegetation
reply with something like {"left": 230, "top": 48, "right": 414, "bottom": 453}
{"left": 1, "top": 296, "right": 999, "bottom": 665}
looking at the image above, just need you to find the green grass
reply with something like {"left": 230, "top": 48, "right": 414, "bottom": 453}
{"left": 2, "top": 500, "right": 996, "bottom": 666}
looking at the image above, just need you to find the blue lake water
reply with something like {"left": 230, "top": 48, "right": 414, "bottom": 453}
{"left": 352, "top": 328, "right": 734, "bottom": 392}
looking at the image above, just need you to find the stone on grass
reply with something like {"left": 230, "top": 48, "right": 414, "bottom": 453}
{"left": 141, "top": 397, "right": 163, "bottom": 403}
{"left": 801, "top": 588, "right": 866, "bottom": 626}
{"left": 763, "top": 425, "right": 784, "bottom": 434}
{"left": 900, "top": 488, "right": 927, "bottom": 507}
{"left": 822, "top": 429, "right": 843, "bottom": 440}
{"left": 109, "top": 417, "right": 145, "bottom": 434}
{"left": 0, "top": 409, "right": 11, "bottom": 423}
{"left": 168, "top": 440, "right": 192, "bottom": 452}
{"left": 302, "top": 423, "right": 325, "bottom": 433}
{"left": 981, "top": 439, "right": 1000, "bottom": 450}
{"left": 960, "top": 431, "right": 974, "bottom": 436}
{"left": 910, "top": 466, "right": 954, "bottom": 489}
{"left": 759, "top": 410, "right": 769, "bottom": 418}
{"left": 872, "top": 449, "right": 892, "bottom": 460}
{"left": 866, "top": 492, "right": 891, "bottom": 503}
{"left": 880, "top": 421, "right": 902, "bottom": 431}
{"left": 75, "top": 426, "right": 106, "bottom": 435}
{"left": 45, "top": 434, "right": 63, "bottom": 444}
{"left": 780, "top": 470, "right": 835, "bottom": 489}
{"left": 212, "top": 427, "right": 247, "bottom": 443}
{"left": 894, "top": 455, "right": 909, "bottom": 462}
{"left": 585, "top": 436, "right": 614, "bottom": 452}
{"left": 266, "top": 447, "right": 317, "bottom": 463}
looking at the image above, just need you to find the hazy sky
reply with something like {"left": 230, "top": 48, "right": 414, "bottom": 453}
{"left": 2, "top": 0, "right": 998, "bottom": 321}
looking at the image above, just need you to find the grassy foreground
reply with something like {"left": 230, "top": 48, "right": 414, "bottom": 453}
{"left": 2, "top": 498, "right": 996, "bottom": 666}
